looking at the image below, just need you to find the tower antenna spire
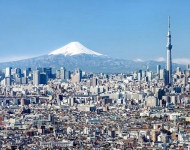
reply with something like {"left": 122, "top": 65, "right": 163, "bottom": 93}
{"left": 168, "top": 16, "right": 170, "bottom": 31}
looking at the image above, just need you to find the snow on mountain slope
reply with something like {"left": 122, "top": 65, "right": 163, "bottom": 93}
{"left": 49, "top": 41, "right": 103, "bottom": 56}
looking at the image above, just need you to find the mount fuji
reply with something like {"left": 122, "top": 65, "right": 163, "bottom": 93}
{"left": 49, "top": 42, "right": 103, "bottom": 56}
{"left": 0, "top": 42, "right": 183, "bottom": 72}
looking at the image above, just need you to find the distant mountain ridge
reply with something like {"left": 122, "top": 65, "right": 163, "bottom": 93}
{"left": 0, "top": 42, "right": 185, "bottom": 72}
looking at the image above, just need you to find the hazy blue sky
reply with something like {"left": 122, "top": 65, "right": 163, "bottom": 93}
{"left": 0, "top": 0, "right": 190, "bottom": 64}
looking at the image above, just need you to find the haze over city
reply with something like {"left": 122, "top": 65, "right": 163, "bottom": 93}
{"left": 0, "top": 1, "right": 190, "bottom": 64}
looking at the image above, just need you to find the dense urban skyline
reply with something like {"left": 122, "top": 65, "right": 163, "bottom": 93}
{"left": 1, "top": 1, "right": 190, "bottom": 148}
{"left": 0, "top": 57, "right": 190, "bottom": 149}
{"left": 0, "top": 1, "right": 190, "bottom": 64}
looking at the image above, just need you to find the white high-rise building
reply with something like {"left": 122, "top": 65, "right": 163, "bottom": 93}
{"left": 60, "top": 67, "right": 66, "bottom": 80}
{"left": 33, "top": 70, "right": 40, "bottom": 85}
{"left": 146, "top": 71, "right": 152, "bottom": 81}
{"left": 5, "top": 67, "right": 12, "bottom": 77}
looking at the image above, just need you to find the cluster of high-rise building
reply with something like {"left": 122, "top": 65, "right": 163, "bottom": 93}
{"left": 1, "top": 17, "right": 190, "bottom": 149}
{"left": 0, "top": 67, "right": 84, "bottom": 86}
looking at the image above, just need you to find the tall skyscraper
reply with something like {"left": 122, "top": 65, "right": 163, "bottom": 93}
{"left": 146, "top": 71, "right": 152, "bottom": 81}
{"left": 4, "top": 77, "right": 11, "bottom": 86}
{"left": 23, "top": 68, "right": 31, "bottom": 77}
{"left": 160, "top": 69, "right": 169, "bottom": 85}
{"left": 72, "top": 68, "right": 82, "bottom": 83}
{"left": 138, "top": 70, "right": 142, "bottom": 81}
{"left": 75, "top": 68, "right": 82, "bottom": 82}
{"left": 60, "top": 67, "right": 66, "bottom": 80}
{"left": 5, "top": 67, "right": 12, "bottom": 77}
{"left": 40, "top": 72, "right": 47, "bottom": 84}
{"left": 90, "top": 77, "right": 98, "bottom": 87}
{"left": 166, "top": 16, "right": 172, "bottom": 85}
{"left": 56, "top": 70, "right": 60, "bottom": 79}
{"left": 65, "top": 70, "right": 71, "bottom": 80}
{"left": 43, "top": 67, "right": 52, "bottom": 78}
{"left": 33, "top": 70, "right": 40, "bottom": 85}
{"left": 15, "top": 68, "right": 22, "bottom": 78}
{"left": 157, "top": 65, "right": 161, "bottom": 75}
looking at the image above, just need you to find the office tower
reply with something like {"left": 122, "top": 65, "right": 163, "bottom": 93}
{"left": 15, "top": 76, "right": 22, "bottom": 84}
{"left": 137, "top": 70, "right": 142, "bottom": 81}
{"left": 133, "top": 72, "right": 137, "bottom": 79}
{"left": 23, "top": 68, "right": 31, "bottom": 77}
{"left": 75, "top": 68, "right": 82, "bottom": 81}
{"left": 142, "top": 71, "right": 146, "bottom": 78}
{"left": 56, "top": 70, "right": 60, "bottom": 79}
{"left": 157, "top": 65, "right": 161, "bottom": 75}
{"left": 72, "top": 68, "right": 82, "bottom": 83}
{"left": 160, "top": 69, "right": 164, "bottom": 79}
{"left": 166, "top": 16, "right": 172, "bottom": 85}
{"left": 15, "top": 68, "right": 21, "bottom": 75}
{"left": 60, "top": 67, "right": 66, "bottom": 80}
{"left": 65, "top": 70, "right": 71, "bottom": 80}
{"left": 22, "top": 77, "right": 28, "bottom": 84}
{"left": 5, "top": 67, "right": 12, "bottom": 77}
{"left": 15, "top": 68, "right": 21, "bottom": 78}
{"left": 137, "top": 72, "right": 141, "bottom": 81}
{"left": 176, "top": 67, "right": 181, "bottom": 74}
{"left": 33, "top": 70, "right": 40, "bottom": 85}
{"left": 40, "top": 72, "right": 47, "bottom": 84}
{"left": 146, "top": 71, "right": 152, "bottom": 81}
{"left": 160, "top": 69, "right": 169, "bottom": 85}
{"left": 23, "top": 69, "right": 29, "bottom": 77}
{"left": 43, "top": 67, "right": 52, "bottom": 78}
{"left": 90, "top": 78, "right": 98, "bottom": 87}
{"left": 2, "top": 77, "right": 12, "bottom": 86}
{"left": 5, "top": 77, "right": 11, "bottom": 86}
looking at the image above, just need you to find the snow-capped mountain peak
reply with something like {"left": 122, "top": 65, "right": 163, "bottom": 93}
{"left": 49, "top": 41, "right": 103, "bottom": 56}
